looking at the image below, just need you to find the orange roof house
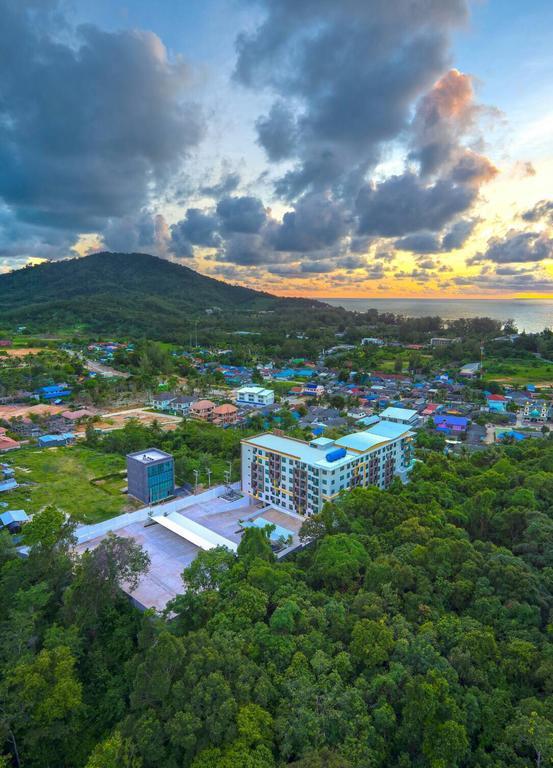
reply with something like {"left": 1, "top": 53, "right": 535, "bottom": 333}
{"left": 212, "top": 403, "right": 238, "bottom": 426}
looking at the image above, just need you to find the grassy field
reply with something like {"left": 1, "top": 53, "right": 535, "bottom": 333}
{"left": 1, "top": 446, "right": 140, "bottom": 524}
{"left": 483, "top": 356, "right": 553, "bottom": 386}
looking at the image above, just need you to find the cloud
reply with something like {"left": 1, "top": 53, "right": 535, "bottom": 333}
{"left": 269, "top": 193, "right": 349, "bottom": 252}
{"left": 0, "top": 0, "right": 203, "bottom": 258}
{"left": 394, "top": 232, "right": 442, "bottom": 254}
{"left": 468, "top": 231, "right": 553, "bottom": 264}
{"left": 356, "top": 173, "right": 475, "bottom": 237}
{"left": 216, "top": 196, "right": 267, "bottom": 234}
{"left": 235, "top": 0, "right": 469, "bottom": 198}
{"left": 255, "top": 102, "right": 298, "bottom": 161}
{"left": 442, "top": 218, "right": 477, "bottom": 250}
{"left": 409, "top": 69, "right": 479, "bottom": 176}
{"left": 449, "top": 150, "right": 498, "bottom": 186}
{"left": 170, "top": 208, "right": 221, "bottom": 256}
{"left": 200, "top": 172, "right": 241, "bottom": 198}
{"left": 453, "top": 268, "right": 553, "bottom": 293}
{"left": 521, "top": 200, "right": 553, "bottom": 224}
{"left": 102, "top": 212, "right": 170, "bottom": 255}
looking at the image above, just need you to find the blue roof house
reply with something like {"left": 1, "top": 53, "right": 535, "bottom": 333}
{"left": 35, "top": 385, "right": 72, "bottom": 400}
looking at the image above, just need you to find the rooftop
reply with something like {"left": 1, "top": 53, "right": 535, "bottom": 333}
{"left": 379, "top": 406, "right": 418, "bottom": 421}
{"left": 244, "top": 421, "right": 413, "bottom": 467}
{"left": 237, "top": 385, "right": 274, "bottom": 395}
{"left": 127, "top": 448, "right": 173, "bottom": 464}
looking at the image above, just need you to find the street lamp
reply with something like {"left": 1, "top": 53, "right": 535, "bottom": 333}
{"left": 193, "top": 469, "right": 199, "bottom": 494}
{"left": 206, "top": 467, "right": 212, "bottom": 488}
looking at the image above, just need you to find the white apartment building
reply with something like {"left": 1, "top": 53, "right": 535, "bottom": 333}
{"left": 236, "top": 385, "right": 275, "bottom": 407}
{"left": 241, "top": 421, "right": 415, "bottom": 516}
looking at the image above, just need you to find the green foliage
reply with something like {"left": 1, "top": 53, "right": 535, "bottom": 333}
{"left": 1, "top": 438, "right": 553, "bottom": 766}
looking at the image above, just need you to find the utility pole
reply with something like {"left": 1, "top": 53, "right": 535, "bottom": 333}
{"left": 480, "top": 341, "right": 485, "bottom": 379}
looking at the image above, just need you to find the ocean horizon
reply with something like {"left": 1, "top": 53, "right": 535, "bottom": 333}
{"left": 321, "top": 298, "right": 553, "bottom": 334}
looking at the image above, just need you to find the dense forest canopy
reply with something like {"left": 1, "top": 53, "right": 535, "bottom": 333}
{"left": 1, "top": 437, "right": 553, "bottom": 767}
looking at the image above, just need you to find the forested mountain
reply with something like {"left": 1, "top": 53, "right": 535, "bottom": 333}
{"left": 1, "top": 434, "right": 553, "bottom": 767}
{"left": 0, "top": 252, "right": 327, "bottom": 337}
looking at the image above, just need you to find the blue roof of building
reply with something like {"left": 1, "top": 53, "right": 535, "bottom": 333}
{"left": 367, "top": 420, "right": 414, "bottom": 440}
{"left": 39, "top": 433, "right": 75, "bottom": 444}
{"left": 434, "top": 415, "right": 469, "bottom": 427}
{"left": 498, "top": 430, "right": 527, "bottom": 441}
{"left": 0, "top": 509, "right": 28, "bottom": 526}
{"left": 357, "top": 415, "right": 380, "bottom": 427}
{"left": 0, "top": 479, "right": 18, "bottom": 492}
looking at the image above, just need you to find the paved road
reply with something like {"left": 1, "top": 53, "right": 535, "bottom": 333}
{"left": 66, "top": 349, "right": 130, "bottom": 378}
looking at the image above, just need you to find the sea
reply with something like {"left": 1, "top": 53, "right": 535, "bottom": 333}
{"left": 321, "top": 298, "right": 553, "bottom": 334}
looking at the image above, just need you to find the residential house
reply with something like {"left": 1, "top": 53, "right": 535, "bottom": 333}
{"left": 433, "top": 415, "right": 470, "bottom": 433}
{"left": 34, "top": 384, "right": 72, "bottom": 400}
{"left": 236, "top": 386, "right": 275, "bottom": 407}
{"left": 190, "top": 400, "right": 216, "bottom": 421}
{"left": 172, "top": 395, "right": 196, "bottom": 415}
{"left": 38, "top": 433, "right": 75, "bottom": 448}
{"left": 149, "top": 392, "right": 178, "bottom": 411}
{"left": 431, "top": 337, "right": 460, "bottom": 347}
{"left": 302, "top": 383, "right": 325, "bottom": 397}
{"left": 212, "top": 404, "right": 239, "bottom": 426}
{"left": 0, "top": 509, "right": 29, "bottom": 532}
{"left": 60, "top": 409, "right": 96, "bottom": 424}
{"left": 459, "top": 362, "right": 481, "bottom": 378}
{"left": 486, "top": 394, "right": 508, "bottom": 413}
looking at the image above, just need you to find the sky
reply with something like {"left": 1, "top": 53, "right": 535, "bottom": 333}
{"left": 1, "top": 0, "right": 553, "bottom": 298}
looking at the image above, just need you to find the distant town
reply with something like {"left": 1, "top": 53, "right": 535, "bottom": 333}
{"left": 2, "top": 319, "right": 553, "bottom": 609}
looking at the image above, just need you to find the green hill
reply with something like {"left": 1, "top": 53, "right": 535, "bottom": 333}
{"left": 0, "top": 251, "right": 328, "bottom": 338}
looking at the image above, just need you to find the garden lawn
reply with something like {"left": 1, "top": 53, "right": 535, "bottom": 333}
{"left": 2, "top": 445, "right": 138, "bottom": 524}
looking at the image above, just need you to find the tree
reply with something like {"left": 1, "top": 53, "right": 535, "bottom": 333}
{"left": 508, "top": 711, "right": 553, "bottom": 768}
{"left": 85, "top": 731, "right": 143, "bottom": 768}
{"left": 310, "top": 534, "right": 367, "bottom": 590}
{"left": 237, "top": 526, "right": 274, "bottom": 564}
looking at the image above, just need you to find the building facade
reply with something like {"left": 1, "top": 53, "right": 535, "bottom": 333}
{"left": 126, "top": 448, "right": 175, "bottom": 504}
{"left": 212, "top": 403, "right": 239, "bottom": 426}
{"left": 190, "top": 400, "right": 216, "bottom": 421}
{"left": 241, "top": 421, "right": 414, "bottom": 517}
{"left": 236, "top": 386, "right": 275, "bottom": 407}
{"left": 522, "top": 400, "right": 552, "bottom": 423}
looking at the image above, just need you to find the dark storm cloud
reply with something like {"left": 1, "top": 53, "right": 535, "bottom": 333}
{"left": 468, "top": 231, "right": 553, "bottom": 265}
{"left": 521, "top": 200, "right": 553, "bottom": 224}
{"left": 218, "top": 233, "right": 278, "bottom": 266}
{"left": 269, "top": 193, "right": 349, "bottom": 252}
{"left": 0, "top": 0, "right": 203, "bottom": 256}
{"left": 235, "top": 0, "right": 469, "bottom": 199}
{"left": 256, "top": 102, "right": 298, "bottom": 161}
{"left": 395, "top": 219, "right": 478, "bottom": 253}
{"left": 394, "top": 233, "right": 442, "bottom": 254}
{"left": 442, "top": 218, "right": 477, "bottom": 250}
{"left": 216, "top": 196, "right": 267, "bottom": 234}
{"left": 200, "top": 173, "right": 241, "bottom": 199}
{"left": 356, "top": 173, "right": 475, "bottom": 237}
{"left": 170, "top": 209, "right": 221, "bottom": 257}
